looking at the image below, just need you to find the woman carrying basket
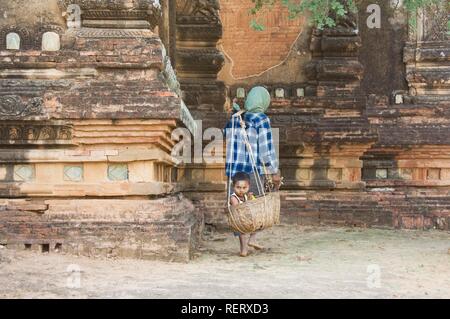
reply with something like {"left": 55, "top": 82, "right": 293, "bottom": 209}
{"left": 225, "top": 86, "right": 282, "bottom": 257}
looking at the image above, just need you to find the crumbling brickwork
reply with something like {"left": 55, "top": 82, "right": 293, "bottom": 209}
{"left": 0, "top": 195, "right": 201, "bottom": 262}
{"left": 0, "top": 0, "right": 200, "bottom": 261}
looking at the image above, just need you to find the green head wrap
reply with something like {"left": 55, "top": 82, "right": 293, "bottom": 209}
{"left": 244, "top": 86, "right": 271, "bottom": 113}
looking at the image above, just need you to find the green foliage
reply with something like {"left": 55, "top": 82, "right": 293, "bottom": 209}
{"left": 250, "top": 17, "right": 266, "bottom": 31}
{"left": 249, "top": 0, "right": 449, "bottom": 31}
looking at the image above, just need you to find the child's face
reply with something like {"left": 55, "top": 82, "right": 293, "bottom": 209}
{"left": 233, "top": 180, "right": 250, "bottom": 197}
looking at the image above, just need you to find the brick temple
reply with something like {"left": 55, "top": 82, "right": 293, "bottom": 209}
{"left": 0, "top": 0, "right": 449, "bottom": 261}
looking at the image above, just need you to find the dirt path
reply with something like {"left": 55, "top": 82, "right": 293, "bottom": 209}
{"left": 1, "top": 225, "right": 449, "bottom": 299}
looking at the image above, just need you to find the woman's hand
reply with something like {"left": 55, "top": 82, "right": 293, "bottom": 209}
{"left": 271, "top": 174, "right": 283, "bottom": 190}
{"left": 232, "top": 98, "right": 241, "bottom": 112}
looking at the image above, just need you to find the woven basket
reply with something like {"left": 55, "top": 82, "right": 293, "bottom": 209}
{"left": 228, "top": 192, "right": 280, "bottom": 234}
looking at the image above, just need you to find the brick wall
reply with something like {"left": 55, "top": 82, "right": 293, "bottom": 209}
{"left": 0, "top": 196, "right": 202, "bottom": 262}
{"left": 219, "top": 0, "right": 307, "bottom": 80}
{"left": 186, "top": 189, "right": 450, "bottom": 232}
{"left": 281, "top": 189, "right": 450, "bottom": 230}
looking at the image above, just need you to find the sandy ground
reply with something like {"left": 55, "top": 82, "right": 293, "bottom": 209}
{"left": 0, "top": 225, "right": 449, "bottom": 299}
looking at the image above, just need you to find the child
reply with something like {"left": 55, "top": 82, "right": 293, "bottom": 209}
{"left": 229, "top": 172, "right": 262, "bottom": 257}
{"left": 230, "top": 172, "right": 251, "bottom": 205}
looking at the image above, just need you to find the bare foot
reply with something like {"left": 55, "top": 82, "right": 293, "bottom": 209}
{"left": 248, "top": 243, "right": 265, "bottom": 250}
{"left": 240, "top": 250, "right": 249, "bottom": 257}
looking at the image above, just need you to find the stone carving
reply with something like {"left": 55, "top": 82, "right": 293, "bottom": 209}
{"left": 0, "top": 96, "right": 44, "bottom": 118}
{"left": 64, "top": 4, "right": 82, "bottom": 29}
{"left": 0, "top": 124, "right": 73, "bottom": 143}
{"left": 6, "top": 33, "right": 20, "bottom": 50}
{"left": 408, "top": 2, "right": 450, "bottom": 43}
{"left": 162, "top": 51, "right": 181, "bottom": 96}
{"left": 404, "top": 2, "right": 449, "bottom": 103}
{"left": 26, "top": 127, "right": 39, "bottom": 140}
{"left": 58, "top": 127, "right": 72, "bottom": 140}
{"left": 176, "top": 0, "right": 220, "bottom": 23}
{"left": 8, "top": 127, "right": 21, "bottom": 140}
{"left": 180, "top": 100, "right": 198, "bottom": 136}
{"left": 59, "top": 0, "right": 160, "bottom": 10}
{"left": 39, "top": 126, "right": 56, "bottom": 140}
{"left": 68, "top": 28, "right": 154, "bottom": 38}
{"left": 160, "top": 46, "right": 198, "bottom": 135}
{"left": 58, "top": 0, "right": 161, "bottom": 30}
{"left": 422, "top": 4, "right": 449, "bottom": 42}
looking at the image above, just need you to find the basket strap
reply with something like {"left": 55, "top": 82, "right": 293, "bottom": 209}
{"left": 227, "top": 111, "right": 245, "bottom": 210}
{"left": 236, "top": 112, "right": 265, "bottom": 197}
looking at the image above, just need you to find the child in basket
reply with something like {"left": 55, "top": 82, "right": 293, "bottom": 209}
{"left": 229, "top": 172, "right": 262, "bottom": 257}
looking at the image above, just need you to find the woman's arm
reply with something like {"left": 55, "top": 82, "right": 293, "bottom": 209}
{"left": 257, "top": 117, "right": 279, "bottom": 174}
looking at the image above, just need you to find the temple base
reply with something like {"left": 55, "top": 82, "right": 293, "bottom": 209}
{"left": 0, "top": 195, "right": 202, "bottom": 262}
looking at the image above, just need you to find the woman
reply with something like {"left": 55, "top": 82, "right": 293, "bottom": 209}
{"left": 225, "top": 86, "right": 281, "bottom": 256}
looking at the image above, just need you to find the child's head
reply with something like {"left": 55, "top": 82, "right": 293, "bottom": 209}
{"left": 232, "top": 172, "right": 250, "bottom": 197}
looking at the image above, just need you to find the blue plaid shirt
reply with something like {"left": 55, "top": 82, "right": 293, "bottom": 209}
{"left": 225, "top": 112, "right": 278, "bottom": 177}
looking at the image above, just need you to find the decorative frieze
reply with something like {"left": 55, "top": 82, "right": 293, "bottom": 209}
{"left": 0, "top": 96, "right": 44, "bottom": 118}
{"left": 67, "top": 28, "right": 155, "bottom": 38}
{"left": 408, "top": 2, "right": 450, "bottom": 42}
{"left": 404, "top": 2, "right": 450, "bottom": 103}
{"left": 0, "top": 123, "right": 72, "bottom": 144}
{"left": 176, "top": 0, "right": 221, "bottom": 24}
{"left": 58, "top": 0, "right": 162, "bottom": 30}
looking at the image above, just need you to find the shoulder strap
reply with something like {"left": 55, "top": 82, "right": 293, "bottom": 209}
{"left": 235, "top": 113, "right": 265, "bottom": 198}
{"left": 234, "top": 110, "right": 246, "bottom": 117}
